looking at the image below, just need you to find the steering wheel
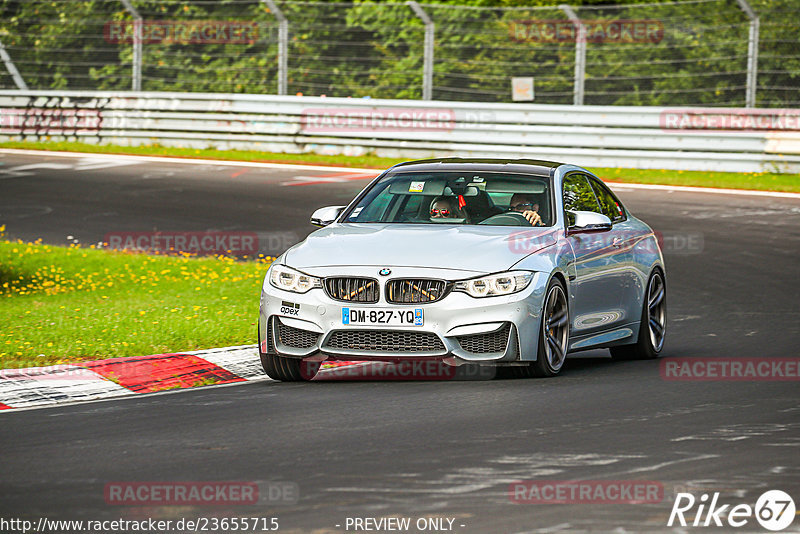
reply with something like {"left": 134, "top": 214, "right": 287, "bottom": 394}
{"left": 478, "top": 211, "right": 532, "bottom": 226}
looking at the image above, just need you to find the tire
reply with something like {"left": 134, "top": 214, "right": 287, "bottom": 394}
{"left": 530, "top": 277, "right": 570, "bottom": 378}
{"left": 258, "top": 324, "right": 319, "bottom": 381}
{"left": 610, "top": 269, "right": 666, "bottom": 360}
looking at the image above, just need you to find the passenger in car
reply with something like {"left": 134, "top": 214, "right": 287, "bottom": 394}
{"left": 429, "top": 196, "right": 469, "bottom": 222}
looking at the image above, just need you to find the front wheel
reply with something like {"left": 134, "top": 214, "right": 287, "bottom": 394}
{"left": 259, "top": 352, "right": 319, "bottom": 381}
{"left": 530, "top": 277, "right": 570, "bottom": 377}
{"left": 258, "top": 325, "right": 319, "bottom": 381}
{"left": 611, "top": 269, "right": 666, "bottom": 360}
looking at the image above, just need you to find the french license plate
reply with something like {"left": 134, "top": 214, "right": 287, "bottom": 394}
{"left": 342, "top": 307, "right": 423, "bottom": 326}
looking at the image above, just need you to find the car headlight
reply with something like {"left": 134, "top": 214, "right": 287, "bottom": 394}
{"left": 267, "top": 264, "right": 322, "bottom": 293}
{"left": 453, "top": 271, "right": 533, "bottom": 298}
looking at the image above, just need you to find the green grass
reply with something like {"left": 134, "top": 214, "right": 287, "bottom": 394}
{"left": 594, "top": 166, "right": 799, "bottom": 193}
{"left": 0, "top": 237, "right": 270, "bottom": 370}
{"left": 1, "top": 139, "right": 798, "bottom": 193}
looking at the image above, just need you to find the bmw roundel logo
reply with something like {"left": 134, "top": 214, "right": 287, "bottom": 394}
{"left": 379, "top": 268, "right": 391, "bottom": 276}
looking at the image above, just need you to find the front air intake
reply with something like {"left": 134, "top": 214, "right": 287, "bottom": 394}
{"left": 324, "top": 277, "right": 380, "bottom": 303}
{"left": 324, "top": 330, "right": 445, "bottom": 353}
{"left": 386, "top": 279, "right": 449, "bottom": 304}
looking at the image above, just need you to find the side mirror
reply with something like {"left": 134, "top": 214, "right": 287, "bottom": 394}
{"left": 567, "top": 210, "right": 612, "bottom": 234}
{"left": 310, "top": 206, "right": 346, "bottom": 227}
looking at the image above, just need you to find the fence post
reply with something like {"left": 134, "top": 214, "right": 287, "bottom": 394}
{"left": 120, "top": 0, "right": 142, "bottom": 91}
{"left": 0, "top": 39, "right": 28, "bottom": 90}
{"left": 407, "top": 1, "right": 434, "bottom": 100}
{"left": 262, "top": 0, "right": 288, "bottom": 96}
{"left": 559, "top": 5, "right": 585, "bottom": 106}
{"left": 735, "top": 0, "right": 759, "bottom": 108}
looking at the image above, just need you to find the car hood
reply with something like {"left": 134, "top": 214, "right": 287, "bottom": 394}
{"left": 284, "top": 223, "right": 558, "bottom": 274}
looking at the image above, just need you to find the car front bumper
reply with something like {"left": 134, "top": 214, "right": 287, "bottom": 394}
{"left": 258, "top": 266, "right": 549, "bottom": 364}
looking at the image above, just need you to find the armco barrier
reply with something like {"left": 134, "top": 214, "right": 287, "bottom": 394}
{"left": 1, "top": 90, "right": 798, "bottom": 173}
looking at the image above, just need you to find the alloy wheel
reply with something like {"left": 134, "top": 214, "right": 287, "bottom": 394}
{"left": 543, "top": 284, "right": 569, "bottom": 371}
{"left": 646, "top": 272, "right": 666, "bottom": 352}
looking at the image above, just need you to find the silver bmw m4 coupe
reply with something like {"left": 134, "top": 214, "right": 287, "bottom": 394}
{"left": 258, "top": 158, "right": 666, "bottom": 381}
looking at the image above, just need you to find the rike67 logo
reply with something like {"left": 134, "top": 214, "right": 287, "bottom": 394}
{"left": 668, "top": 490, "right": 795, "bottom": 531}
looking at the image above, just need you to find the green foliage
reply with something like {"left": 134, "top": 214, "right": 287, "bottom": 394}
{"left": 0, "top": 0, "right": 796, "bottom": 106}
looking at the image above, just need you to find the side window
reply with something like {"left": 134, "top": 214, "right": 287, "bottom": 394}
{"left": 563, "top": 174, "right": 601, "bottom": 214}
{"left": 590, "top": 179, "right": 626, "bottom": 222}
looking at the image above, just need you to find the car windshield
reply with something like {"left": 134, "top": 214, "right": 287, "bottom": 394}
{"left": 343, "top": 171, "right": 553, "bottom": 226}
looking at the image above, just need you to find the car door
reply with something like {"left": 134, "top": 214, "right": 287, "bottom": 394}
{"left": 562, "top": 173, "right": 629, "bottom": 338}
{"left": 587, "top": 176, "right": 642, "bottom": 326}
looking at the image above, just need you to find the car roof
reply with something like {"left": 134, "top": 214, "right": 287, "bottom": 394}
{"left": 388, "top": 158, "right": 561, "bottom": 178}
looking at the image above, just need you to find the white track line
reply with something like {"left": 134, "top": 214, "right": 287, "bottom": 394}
{"left": 1, "top": 148, "right": 798, "bottom": 199}
{"left": 0, "top": 148, "right": 378, "bottom": 174}
{"left": 0, "top": 365, "right": 130, "bottom": 408}
{"left": 606, "top": 181, "right": 800, "bottom": 199}
{"left": 3, "top": 378, "right": 269, "bottom": 414}
{"left": 0, "top": 345, "right": 267, "bottom": 412}
{"left": 189, "top": 345, "right": 264, "bottom": 381}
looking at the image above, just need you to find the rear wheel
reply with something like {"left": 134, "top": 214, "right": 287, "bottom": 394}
{"left": 611, "top": 269, "right": 666, "bottom": 360}
{"left": 258, "top": 325, "right": 319, "bottom": 381}
{"left": 530, "top": 277, "right": 570, "bottom": 378}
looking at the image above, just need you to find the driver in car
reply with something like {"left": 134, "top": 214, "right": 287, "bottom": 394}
{"left": 509, "top": 193, "right": 544, "bottom": 226}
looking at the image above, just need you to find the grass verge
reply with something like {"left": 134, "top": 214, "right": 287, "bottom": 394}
{"left": 1, "top": 140, "right": 798, "bottom": 193}
{"left": 0, "top": 236, "right": 270, "bottom": 370}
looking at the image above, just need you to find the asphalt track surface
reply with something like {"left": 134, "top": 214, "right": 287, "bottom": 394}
{"left": 1, "top": 151, "right": 799, "bottom": 533}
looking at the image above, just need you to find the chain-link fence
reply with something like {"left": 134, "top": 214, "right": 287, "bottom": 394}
{"left": 0, "top": 0, "right": 797, "bottom": 107}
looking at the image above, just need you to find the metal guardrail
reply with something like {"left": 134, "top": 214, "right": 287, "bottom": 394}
{"left": 0, "top": 90, "right": 798, "bottom": 173}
